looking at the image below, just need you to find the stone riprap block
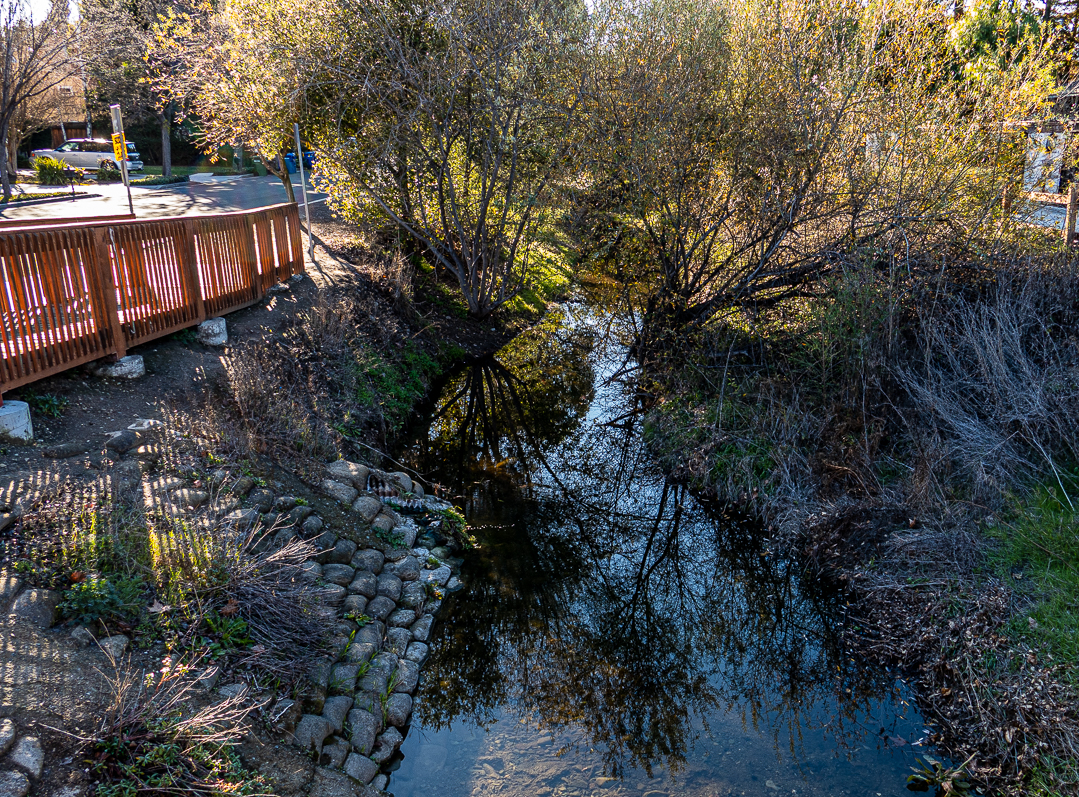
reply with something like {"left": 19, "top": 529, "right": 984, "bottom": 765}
{"left": 347, "top": 709, "right": 380, "bottom": 756}
{"left": 385, "top": 628, "right": 412, "bottom": 656}
{"left": 0, "top": 770, "right": 29, "bottom": 797}
{"left": 0, "top": 402, "right": 33, "bottom": 443}
{"left": 0, "top": 576, "right": 22, "bottom": 609}
{"left": 404, "top": 642, "right": 429, "bottom": 663}
{"left": 321, "top": 696, "right": 353, "bottom": 734}
{"left": 344, "top": 752, "right": 379, "bottom": 784}
{"left": 351, "top": 496, "right": 382, "bottom": 523}
{"left": 320, "top": 479, "right": 357, "bottom": 506}
{"left": 98, "top": 634, "right": 130, "bottom": 660}
{"left": 370, "top": 727, "right": 403, "bottom": 764}
{"left": 384, "top": 693, "right": 412, "bottom": 728}
{"left": 320, "top": 739, "right": 350, "bottom": 769}
{"left": 42, "top": 441, "right": 88, "bottom": 459}
{"left": 10, "top": 589, "right": 60, "bottom": 628}
{"left": 196, "top": 317, "right": 228, "bottom": 346}
{"left": 376, "top": 573, "right": 403, "bottom": 601}
{"left": 325, "top": 460, "right": 370, "bottom": 490}
{"left": 0, "top": 719, "right": 15, "bottom": 756}
{"left": 291, "top": 715, "right": 332, "bottom": 757}
{"left": 351, "top": 548, "right": 384, "bottom": 573}
{"left": 127, "top": 418, "right": 162, "bottom": 436}
{"left": 92, "top": 355, "right": 145, "bottom": 379}
{"left": 7, "top": 736, "right": 43, "bottom": 779}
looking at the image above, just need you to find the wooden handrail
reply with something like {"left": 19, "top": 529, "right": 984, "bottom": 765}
{"left": 0, "top": 213, "right": 135, "bottom": 229}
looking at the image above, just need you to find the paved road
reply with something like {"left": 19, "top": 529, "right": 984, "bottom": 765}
{"left": 0, "top": 175, "right": 327, "bottom": 221}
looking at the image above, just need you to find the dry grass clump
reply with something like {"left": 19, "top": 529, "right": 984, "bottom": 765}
{"left": 188, "top": 288, "right": 439, "bottom": 483}
{"left": 150, "top": 514, "right": 335, "bottom": 676}
{"left": 897, "top": 276, "right": 1079, "bottom": 508}
{"left": 85, "top": 655, "right": 267, "bottom": 796}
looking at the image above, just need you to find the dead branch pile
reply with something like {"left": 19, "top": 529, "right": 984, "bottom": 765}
{"left": 151, "top": 514, "right": 336, "bottom": 677}
{"left": 191, "top": 288, "right": 424, "bottom": 481}
{"left": 844, "top": 528, "right": 1079, "bottom": 794}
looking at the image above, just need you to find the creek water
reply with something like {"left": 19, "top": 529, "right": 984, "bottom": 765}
{"left": 387, "top": 301, "right": 928, "bottom": 797}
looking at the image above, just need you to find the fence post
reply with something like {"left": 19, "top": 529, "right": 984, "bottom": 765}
{"left": 1065, "top": 182, "right": 1078, "bottom": 245}
{"left": 181, "top": 219, "right": 206, "bottom": 323}
{"left": 92, "top": 227, "right": 128, "bottom": 359}
{"left": 242, "top": 217, "right": 261, "bottom": 300}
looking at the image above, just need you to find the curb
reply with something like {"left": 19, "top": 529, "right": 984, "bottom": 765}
{"left": 0, "top": 192, "right": 100, "bottom": 211}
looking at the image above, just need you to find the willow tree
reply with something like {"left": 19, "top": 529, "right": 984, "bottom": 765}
{"left": 585, "top": 0, "right": 1057, "bottom": 347}
{"left": 309, "top": 0, "right": 589, "bottom": 318}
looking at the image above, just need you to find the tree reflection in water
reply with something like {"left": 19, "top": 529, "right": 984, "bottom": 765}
{"left": 395, "top": 304, "right": 914, "bottom": 787}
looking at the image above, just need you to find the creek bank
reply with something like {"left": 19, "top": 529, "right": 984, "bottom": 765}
{"left": 0, "top": 410, "right": 472, "bottom": 796}
{"left": 643, "top": 401, "right": 1079, "bottom": 795}
{"left": 0, "top": 204, "right": 569, "bottom": 797}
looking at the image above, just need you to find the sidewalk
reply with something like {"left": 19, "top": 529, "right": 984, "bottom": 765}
{"left": 0, "top": 176, "right": 326, "bottom": 221}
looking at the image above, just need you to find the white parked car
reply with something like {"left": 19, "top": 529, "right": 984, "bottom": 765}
{"left": 31, "top": 138, "right": 144, "bottom": 172}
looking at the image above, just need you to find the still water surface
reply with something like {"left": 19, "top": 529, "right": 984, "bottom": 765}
{"left": 388, "top": 303, "right": 927, "bottom": 797}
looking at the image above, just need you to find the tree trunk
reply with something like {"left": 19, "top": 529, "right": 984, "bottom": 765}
{"left": 159, "top": 107, "right": 172, "bottom": 177}
{"left": 1, "top": 121, "right": 11, "bottom": 202}
{"left": 262, "top": 151, "right": 296, "bottom": 204}
{"left": 5, "top": 133, "right": 17, "bottom": 179}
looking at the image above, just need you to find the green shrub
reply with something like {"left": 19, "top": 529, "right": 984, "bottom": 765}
{"left": 22, "top": 391, "right": 69, "bottom": 418}
{"left": 33, "top": 155, "right": 74, "bottom": 185}
{"left": 60, "top": 574, "right": 145, "bottom": 626}
{"left": 95, "top": 161, "right": 123, "bottom": 183}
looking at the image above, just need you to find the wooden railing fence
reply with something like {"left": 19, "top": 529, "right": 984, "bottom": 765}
{"left": 1013, "top": 185, "right": 1079, "bottom": 244}
{"left": 0, "top": 203, "right": 303, "bottom": 398}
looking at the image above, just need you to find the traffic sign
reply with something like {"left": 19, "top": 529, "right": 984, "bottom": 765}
{"left": 111, "top": 133, "right": 126, "bottom": 163}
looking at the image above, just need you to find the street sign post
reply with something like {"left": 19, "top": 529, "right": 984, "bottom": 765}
{"left": 109, "top": 105, "right": 135, "bottom": 216}
{"left": 293, "top": 123, "right": 315, "bottom": 264}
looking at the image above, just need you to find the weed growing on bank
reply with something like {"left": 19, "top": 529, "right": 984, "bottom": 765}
{"left": 195, "top": 288, "right": 456, "bottom": 480}
{"left": 87, "top": 657, "right": 266, "bottom": 797}
{"left": 987, "top": 481, "right": 1079, "bottom": 682}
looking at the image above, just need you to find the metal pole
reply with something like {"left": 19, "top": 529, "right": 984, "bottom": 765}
{"left": 109, "top": 104, "right": 134, "bottom": 217}
{"left": 293, "top": 123, "right": 314, "bottom": 264}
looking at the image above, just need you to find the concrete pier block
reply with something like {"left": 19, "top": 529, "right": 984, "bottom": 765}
{"left": 92, "top": 355, "right": 145, "bottom": 379}
{"left": 127, "top": 418, "right": 163, "bottom": 435}
{"left": 0, "top": 401, "right": 33, "bottom": 442}
{"left": 197, "top": 318, "right": 228, "bottom": 346}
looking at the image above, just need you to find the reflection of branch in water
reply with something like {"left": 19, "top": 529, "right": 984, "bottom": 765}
{"left": 401, "top": 307, "right": 909, "bottom": 785}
